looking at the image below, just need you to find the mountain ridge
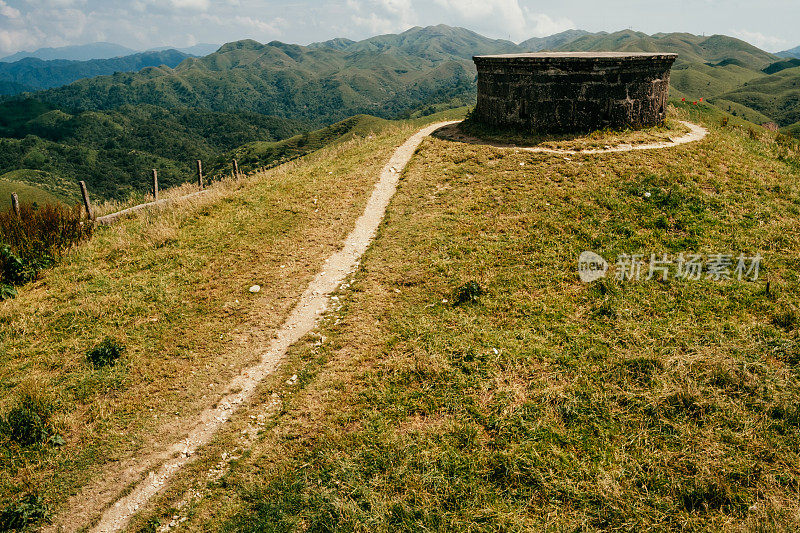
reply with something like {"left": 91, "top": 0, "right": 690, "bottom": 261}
{"left": 0, "top": 50, "right": 193, "bottom": 96}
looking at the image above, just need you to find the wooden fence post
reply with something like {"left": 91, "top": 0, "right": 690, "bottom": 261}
{"left": 79, "top": 180, "right": 94, "bottom": 220}
{"left": 197, "top": 160, "right": 203, "bottom": 189}
{"left": 152, "top": 169, "right": 159, "bottom": 201}
{"left": 233, "top": 159, "right": 239, "bottom": 179}
{"left": 10, "top": 192, "right": 20, "bottom": 217}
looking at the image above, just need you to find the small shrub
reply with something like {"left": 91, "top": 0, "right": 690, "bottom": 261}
{"left": 773, "top": 308, "right": 798, "bottom": 332}
{"left": 0, "top": 392, "right": 55, "bottom": 447}
{"left": 0, "top": 493, "right": 50, "bottom": 531}
{"left": 87, "top": 337, "right": 126, "bottom": 368}
{"left": 451, "top": 281, "right": 484, "bottom": 306}
{"left": 0, "top": 283, "right": 17, "bottom": 301}
{"left": 0, "top": 245, "right": 30, "bottom": 285}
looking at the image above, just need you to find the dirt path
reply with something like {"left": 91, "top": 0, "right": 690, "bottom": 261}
{"left": 436, "top": 120, "right": 708, "bottom": 155}
{"left": 47, "top": 121, "right": 458, "bottom": 533}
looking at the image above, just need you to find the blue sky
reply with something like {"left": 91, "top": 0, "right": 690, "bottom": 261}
{"left": 0, "top": 0, "right": 797, "bottom": 55}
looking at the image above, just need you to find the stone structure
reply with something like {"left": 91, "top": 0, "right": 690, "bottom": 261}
{"left": 472, "top": 52, "right": 677, "bottom": 133}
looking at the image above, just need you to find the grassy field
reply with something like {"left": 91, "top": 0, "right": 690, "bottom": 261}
{"left": 0, "top": 109, "right": 466, "bottom": 529}
{"left": 0, "top": 179, "right": 61, "bottom": 211}
{"left": 120, "top": 104, "right": 800, "bottom": 531}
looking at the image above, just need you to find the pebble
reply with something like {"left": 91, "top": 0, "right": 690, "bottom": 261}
{"left": 249, "top": 285, "right": 261, "bottom": 293}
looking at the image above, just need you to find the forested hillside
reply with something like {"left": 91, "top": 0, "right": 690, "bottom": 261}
{"left": 0, "top": 50, "right": 192, "bottom": 96}
{"left": 0, "top": 100, "right": 305, "bottom": 199}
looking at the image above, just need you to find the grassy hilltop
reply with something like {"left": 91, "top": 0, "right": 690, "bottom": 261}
{"left": 2, "top": 102, "right": 797, "bottom": 530}
{"left": 122, "top": 105, "right": 800, "bottom": 531}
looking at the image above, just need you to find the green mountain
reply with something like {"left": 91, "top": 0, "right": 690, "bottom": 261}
{"left": 314, "top": 24, "right": 520, "bottom": 61}
{"left": 1, "top": 25, "right": 798, "bottom": 204}
{"left": 35, "top": 32, "right": 478, "bottom": 126}
{"left": 519, "top": 29, "right": 591, "bottom": 51}
{"left": 559, "top": 30, "right": 778, "bottom": 69}
{"left": 0, "top": 42, "right": 137, "bottom": 62}
{"left": 0, "top": 99, "right": 306, "bottom": 199}
{"left": 716, "top": 66, "right": 800, "bottom": 127}
{"left": 0, "top": 50, "right": 193, "bottom": 96}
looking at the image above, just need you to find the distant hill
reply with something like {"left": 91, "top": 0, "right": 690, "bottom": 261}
{"left": 34, "top": 28, "right": 488, "bottom": 126}
{"left": 777, "top": 45, "right": 800, "bottom": 59}
{"left": 0, "top": 50, "right": 192, "bottom": 96}
{"left": 2, "top": 25, "right": 798, "bottom": 200}
{"left": 519, "top": 29, "right": 592, "bottom": 52}
{"left": 716, "top": 66, "right": 800, "bottom": 127}
{"left": 148, "top": 43, "right": 220, "bottom": 57}
{"left": 558, "top": 30, "right": 778, "bottom": 69}
{"left": 0, "top": 99, "right": 307, "bottom": 199}
{"left": 314, "top": 24, "right": 520, "bottom": 61}
{"left": 1, "top": 42, "right": 137, "bottom": 62}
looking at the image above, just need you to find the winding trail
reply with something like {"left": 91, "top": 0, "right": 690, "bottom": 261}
{"left": 437, "top": 120, "right": 708, "bottom": 155}
{"left": 72, "top": 120, "right": 459, "bottom": 533}
{"left": 58, "top": 118, "right": 708, "bottom": 532}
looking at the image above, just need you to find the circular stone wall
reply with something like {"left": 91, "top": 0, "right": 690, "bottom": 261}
{"left": 472, "top": 52, "right": 677, "bottom": 134}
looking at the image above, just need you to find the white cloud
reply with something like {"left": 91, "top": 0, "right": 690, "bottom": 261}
{"left": 522, "top": 11, "right": 575, "bottom": 39}
{"left": 0, "top": 0, "right": 20, "bottom": 18}
{"left": 169, "top": 0, "right": 210, "bottom": 11}
{"left": 349, "top": 0, "right": 416, "bottom": 35}
{"left": 0, "top": 28, "right": 39, "bottom": 53}
{"left": 730, "top": 29, "right": 788, "bottom": 52}
{"left": 433, "top": 0, "right": 573, "bottom": 41}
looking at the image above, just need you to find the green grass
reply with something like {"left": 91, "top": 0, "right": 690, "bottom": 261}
{"left": 0, "top": 170, "right": 76, "bottom": 203}
{"left": 128, "top": 106, "right": 800, "bottom": 531}
{"left": 0, "top": 179, "right": 60, "bottom": 211}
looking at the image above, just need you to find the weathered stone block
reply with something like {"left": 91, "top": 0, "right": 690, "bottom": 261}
{"left": 472, "top": 52, "right": 677, "bottom": 134}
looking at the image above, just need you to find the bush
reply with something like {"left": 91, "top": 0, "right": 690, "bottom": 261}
{"left": 0, "top": 392, "right": 55, "bottom": 448}
{"left": 451, "top": 281, "right": 484, "bottom": 306}
{"left": 87, "top": 337, "right": 126, "bottom": 368}
{"left": 0, "top": 201, "right": 92, "bottom": 295}
{"left": 0, "top": 283, "right": 17, "bottom": 301}
{"left": 0, "top": 493, "right": 50, "bottom": 531}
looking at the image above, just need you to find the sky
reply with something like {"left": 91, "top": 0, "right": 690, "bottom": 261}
{"left": 0, "top": 0, "right": 798, "bottom": 55}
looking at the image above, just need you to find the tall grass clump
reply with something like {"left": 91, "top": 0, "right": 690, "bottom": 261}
{"left": 0, "top": 201, "right": 92, "bottom": 297}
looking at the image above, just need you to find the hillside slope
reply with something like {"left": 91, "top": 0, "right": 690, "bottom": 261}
{"left": 123, "top": 106, "right": 800, "bottom": 531}
{"left": 717, "top": 66, "right": 800, "bottom": 127}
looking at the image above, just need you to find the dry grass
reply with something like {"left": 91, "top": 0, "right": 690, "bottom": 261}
{"left": 0, "top": 112, "right": 467, "bottom": 528}
{"left": 127, "top": 105, "right": 800, "bottom": 531}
